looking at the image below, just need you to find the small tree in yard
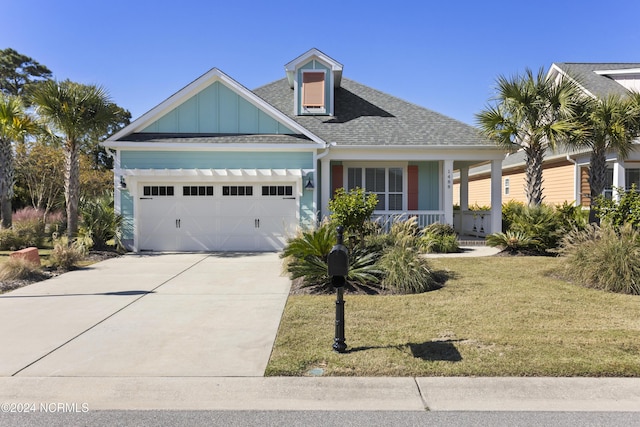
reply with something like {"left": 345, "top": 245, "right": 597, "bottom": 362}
{"left": 31, "top": 80, "right": 123, "bottom": 241}
{"left": 328, "top": 187, "right": 378, "bottom": 240}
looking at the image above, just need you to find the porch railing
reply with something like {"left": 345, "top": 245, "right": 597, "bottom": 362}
{"left": 371, "top": 211, "right": 445, "bottom": 231}
{"left": 453, "top": 210, "right": 491, "bottom": 237}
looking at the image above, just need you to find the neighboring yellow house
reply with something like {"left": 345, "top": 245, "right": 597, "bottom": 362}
{"left": 454, "top": 148, "right": 591, "bottom": 207}
{"left": 456, "top": 62, "right": 640, "bottom": 210}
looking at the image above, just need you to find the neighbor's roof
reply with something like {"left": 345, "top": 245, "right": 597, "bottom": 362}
{"left": 253, "top": 77, "right": 493, "bottom": 147}
{"left": 553, "top": 63, "right": 640, "bottom": 98}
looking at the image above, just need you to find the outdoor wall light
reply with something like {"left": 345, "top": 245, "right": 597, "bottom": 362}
{"left": 305, "top": 174, "right": 314, "bottom": 190}
{"left": 118, "top": 176, "right": 127, "bottom": 190}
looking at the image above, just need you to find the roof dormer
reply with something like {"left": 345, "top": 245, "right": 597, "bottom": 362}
{"left": 594, "top": 68, "right": 640, "bottom": 93}
{"left": 285, "top": 48, "right": 343, "bottom": 116}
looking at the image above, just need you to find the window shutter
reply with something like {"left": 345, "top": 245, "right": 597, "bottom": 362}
{"left": 302, "top": 72, "right": 325, "bottom": 107}
{"left": 332, "top": 165, "right": 344, "bottom": 196}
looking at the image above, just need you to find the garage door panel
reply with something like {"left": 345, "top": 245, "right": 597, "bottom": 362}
{"left": 137, "top": 182, "right": 298, "bottom": 252}
{"left": 138, "top": 196, "right": 179, "bottom": 251}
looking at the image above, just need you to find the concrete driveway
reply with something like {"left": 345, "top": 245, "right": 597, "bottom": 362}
{"left": 0, "top": 252, "right": 290, "bottom": 377}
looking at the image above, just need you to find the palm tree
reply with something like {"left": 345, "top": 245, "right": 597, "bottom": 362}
{"left": 0, "top": 94, "right": 35, "bottom": 228}
{"left": 30, "top": 80, "right": 119, "bottom": 239}
{"left": 476, "top": 68, "right": 586, "bottom": 206}
{"left": 577, "top": 94, "right": 640, "bottom": 222}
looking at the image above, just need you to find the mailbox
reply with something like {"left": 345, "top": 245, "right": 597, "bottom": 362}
{"left": 327, "top": 226, "right": 349, "bottom": 278}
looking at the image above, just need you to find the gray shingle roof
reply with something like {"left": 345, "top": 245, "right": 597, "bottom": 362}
{"left": 253, "top": 77, "right": 493, "bottom": 147}
{"left": 554, "top": 63, "right": 640, "bottom": 98}
{"left": 118, "top": 133, "right": 311, "bottom": 144}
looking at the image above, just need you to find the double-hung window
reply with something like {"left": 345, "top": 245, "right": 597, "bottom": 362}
{"left": 346, "top": 166, "right": 404, "bottom": 211}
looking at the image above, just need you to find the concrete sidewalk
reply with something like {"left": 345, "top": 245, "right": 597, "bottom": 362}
{"left": 0, "top": 377, "right": 639, "bottom": 411}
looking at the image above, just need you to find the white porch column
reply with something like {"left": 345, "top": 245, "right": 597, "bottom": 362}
{"left": 612, "top": 160, "right": 626, "bottom": 201}
{"left": 320, "top": 157, "right": 331, "bottom": 220}
{"left": 443, "top": 160, "right": 454, "bottom": 226}
{"left": 113, "top": 150, "right": 122, "bottom": 213}
{"left": 459, "top": 165, "right": 469, "bottom": 211}
{"left": 490, "top": 159, "right": 503, "bottom": 234}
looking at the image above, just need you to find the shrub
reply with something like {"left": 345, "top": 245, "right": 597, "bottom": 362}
{"left": 9, "top": 207, "right": 46, "bottom": 248}
{"left": 508, "top": 204, "right": 562, "bottom": 253}
{"left": 49, "top": 238, "right": 88, "bottom": 270}
{"left": 593, "top": 185, "right": 640, "bottom": 229}
{"left": 555, "top": 201, "right": 588, "bottom": 232}
{"left": 0, "top": 257, "right": 46, "bottom": 282}
{"left": 423, "top": 222, "right": 456, "bottom": 236}
{"left": 328, "top": 187, "right": 378, "bottom": 238}
{"left": 46, "top": 211, "right": 66, "bottom": 235}
{"left": 12, "top": 207, "right": 44, "bottom": 223}
{"left": 502, "top": 200, "right": 526, "bottom": 232}
{"left": 13, "top": 218, "right": 45, "bottom": 248}
{"left": 486, "top": 230, "right": 540, "bottom": 253}
{"left": 558, "top": 223, "right": 640, "bottom": 295}
{"left": 377, "top": 246, "right": 437, "bottom": 294}
{"left": 79, "top": 193, "right": 122, "bottom": 250}
{"left": 419, "top": 222, "right": 460, "bottom": 254}
{"left": 421, "top": 233, "right": 460, "bottom": 254}
{"left": 0, "top": 229, "right": 22, "bottom": 251}
{"left": 281, "top": 222, "right": 381, "bottom": 291}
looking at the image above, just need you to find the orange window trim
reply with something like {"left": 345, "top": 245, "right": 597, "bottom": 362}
{"left": 302, "top": 72, "right": 325, "bottom": 107}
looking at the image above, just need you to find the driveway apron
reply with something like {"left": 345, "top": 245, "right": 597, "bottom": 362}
{"left": 0, "top": 253, "right": 290, "bottom": 377}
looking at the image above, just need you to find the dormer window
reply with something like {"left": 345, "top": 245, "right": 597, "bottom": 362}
{"left": 302, "top": 71, "right": 326, "bottom": 114}
{"left": 285, "top": 49, "right": 343, "bottom": 116}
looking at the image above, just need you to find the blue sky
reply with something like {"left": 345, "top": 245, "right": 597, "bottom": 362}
{"left": 3, "top": 0, "right": 639, "bottom": 125}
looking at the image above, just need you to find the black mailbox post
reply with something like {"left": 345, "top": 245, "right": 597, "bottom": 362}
{"left": 328, "top": 226, "right": 348, "bottom": 353}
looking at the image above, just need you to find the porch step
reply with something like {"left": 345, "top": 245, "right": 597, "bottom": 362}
{"left": 457, "top": 238, "right": 487, "bottom": 246}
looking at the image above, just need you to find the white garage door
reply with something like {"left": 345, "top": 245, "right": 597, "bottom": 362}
{"left": 137, "top": 183, "right": 298, "bottom": 252}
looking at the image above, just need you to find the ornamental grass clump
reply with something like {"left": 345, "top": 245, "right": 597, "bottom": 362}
{"left": 377, "top": 245, "right": 437, "bottom": 294}
{"left": 558, "top": 223, "right": 640, "bottom": 295}
{"left": 0, "top": 257, "right": 46, "bottom": 282}
{"left": 49, "top": 237, "right": 88, "bottom": 271}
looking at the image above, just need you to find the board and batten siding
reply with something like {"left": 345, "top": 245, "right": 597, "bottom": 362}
{"left": 141, "top": 81, "right": 295, "bottom": 135}
{"left": 413, "top": 161, "right": 439, "bottom": 210}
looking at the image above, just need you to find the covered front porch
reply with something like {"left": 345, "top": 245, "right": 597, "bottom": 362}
{"left": 315, "top": 147, "right": 504, "bottom": 237}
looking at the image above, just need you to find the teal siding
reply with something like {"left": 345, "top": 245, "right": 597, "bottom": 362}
{"left": 198, "top": 84, "right": 219, "bottom": 132}
{"left": 120, "top": 190, "right": 134, "bottom": 240}
{"left": 121, "top": 151, "right": 313, "bottom": 170}
{"left": 258, "top": 110, "right": 278, "bottom": 133}
{"left": 412, "top": 161, "right": 440, "bottom": 210}
{"left": 300, "top": 188, "right": 315, "bottom": 228}
{"left": 141, "top": 81, "right": 295, "bottom": 134}
{"left": 219, "top": 84, "right": 238, "bottom": 133}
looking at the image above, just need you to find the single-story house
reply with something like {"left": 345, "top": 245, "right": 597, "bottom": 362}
{"left": 454, "top": 62, "right": 640, "bottom": 208}
{"left": 103, "top": 49, "right": 506, "bottom": 252}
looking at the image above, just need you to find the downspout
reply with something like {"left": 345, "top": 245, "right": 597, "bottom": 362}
{"left": 315, "top": 142, "right": 335, "bottom": 220}
{"left": 566, "top": 154, "right": 579, "bottom": 206}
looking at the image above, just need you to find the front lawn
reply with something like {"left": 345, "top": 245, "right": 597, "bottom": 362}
{"left": 266, "top": 256, "right": 640, "bottom": 377}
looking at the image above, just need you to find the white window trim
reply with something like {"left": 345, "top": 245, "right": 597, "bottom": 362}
{"left": 504, "top": 177, "right": 510, "bottom": 195}
{"left": 342, "top": 162, "right": 408, "bottom": 212}
{"left": 300, "top": 69, "right": 328, "bottom": 115}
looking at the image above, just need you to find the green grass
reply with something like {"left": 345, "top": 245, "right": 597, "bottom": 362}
{"left": 266, "top": 256, "right": 640, "bottom": 377}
